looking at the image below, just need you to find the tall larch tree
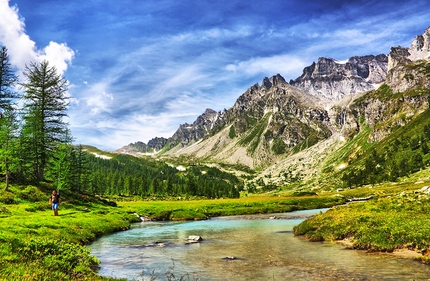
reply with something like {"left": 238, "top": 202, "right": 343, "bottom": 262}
{"left": 0, "top": 106, "right": 19, "bottom": 190}
{"left": 0, "top": 46, "right": 19, "bottom": 110}
{"left": 0, "top": 46, "right": 19, "bottom": 190}
{"left": 20, "top": 60, "right": 70, "bottom": 182}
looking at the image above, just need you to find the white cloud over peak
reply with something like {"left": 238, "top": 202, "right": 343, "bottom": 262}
{"left": 0, "top": 0, "right": 74, "bottom": 75}
{"left": 225, "top": 54, "right": 306, "bottom": 79}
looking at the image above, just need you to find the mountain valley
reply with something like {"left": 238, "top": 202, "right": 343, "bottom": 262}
{"left": 115, "top": 26, "right": 430, "bottom": 193}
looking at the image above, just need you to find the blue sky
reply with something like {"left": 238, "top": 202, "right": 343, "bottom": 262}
{"left": 1, "top": 0, "right": 429, "bottom": 150}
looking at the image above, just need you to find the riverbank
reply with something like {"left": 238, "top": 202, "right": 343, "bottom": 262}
{"left": 0, "top": 185, "right": 344, "bottom": 281}
{"left": 294, "top": 187, "right": 430, "bottom": 264}
{"left": 3, "top": 181, "right": 430, "bottom": 280}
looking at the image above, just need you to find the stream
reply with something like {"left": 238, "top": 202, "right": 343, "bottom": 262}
{"left": 88, "top": 209, "right": 430, "bottom": 280}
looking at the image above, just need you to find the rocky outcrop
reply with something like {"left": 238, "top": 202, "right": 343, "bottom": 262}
{"left": 388, "top": 46, "right": 411, "bottom": 70}
{"left": 289, "top": 55, "right": 388, "bottom": 102}
{"left": 409, "top": 26, "right": 430, "bottom": 61}
{"left": 114, "top": 137, "right": 168, "bottom": 155}
{"left": 168, "top": 108, "right": 221, "bottom": 148}
{"left": 164, "top": 74, "right": 334, "bottom": 168}
{"left": 386, "top": 27, "right": 430, "bottom": 93}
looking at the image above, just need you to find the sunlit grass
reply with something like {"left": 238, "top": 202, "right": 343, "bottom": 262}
{"left": 0, "top": 184, "right": 346, "bottom": 280}
{"left": 294, "top": 179, "right": 430, "bottom": 263}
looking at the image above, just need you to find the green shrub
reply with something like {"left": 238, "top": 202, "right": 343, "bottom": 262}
{"left": 20, "top": 186, "right": 47, "bottom": 202}
{"left": 0, "top": 191, "right": 17, "bottom": 204}
{"left": 0, "top": 206, "right": 11, "bottom": 215}
{"left": 228, "top": 125, "right": 236, "bottom": 138}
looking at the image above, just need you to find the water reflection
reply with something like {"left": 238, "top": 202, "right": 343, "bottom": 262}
{"left": 88, "top": 209, "right": 430, "bottom": 280}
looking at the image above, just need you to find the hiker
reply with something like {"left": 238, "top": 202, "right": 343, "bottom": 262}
{"left": 49, "top": 190, "right": 61, "bottom": 216}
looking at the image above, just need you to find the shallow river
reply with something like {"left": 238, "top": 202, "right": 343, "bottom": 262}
{"left": 88, "top": 209, "right": 430, "bottom": 280}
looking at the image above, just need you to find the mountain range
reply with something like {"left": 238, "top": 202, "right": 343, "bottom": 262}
{"left": 115, "top": 26, "right": 430, "bottom": 191}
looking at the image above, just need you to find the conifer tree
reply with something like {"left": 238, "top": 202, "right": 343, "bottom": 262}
{"left": 0, "top": 105, "right": 19, "bottom": 190}
{"left": 0, "top": 46, "right": 19, "bottom": 110}
{"left": 0, "top": 46, "right": 19, "bottom": 190}
{"left": 20, "top": 60, "right": 69, "bottom": 182}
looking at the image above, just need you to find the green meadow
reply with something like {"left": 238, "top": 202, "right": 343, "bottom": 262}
{"left": 0, "top": 184, "right": 344, "bottom": 281}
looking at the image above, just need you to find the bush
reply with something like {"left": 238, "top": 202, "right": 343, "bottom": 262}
{"left": 0, "top": 191, "right": 17, "bottom": 204}
{"left": 0, "top": 206, "right": 11, "bottom": 215}
{"left": 20, "top": 186, "right": 47, "bottom": 202}
{"left": 7, "top": 237, "right": 100, "bottom": 276}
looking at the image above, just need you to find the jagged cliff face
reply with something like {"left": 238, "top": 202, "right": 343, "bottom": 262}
{"left": 409, "top": 26, "right": 430, "bottom": 61}
{"left": 386, "top": 28, "right": 430, "bottom": 93}
{"left": 168, "top": 108, "right": 221, "bottom": 148}
{"left": 289, "top": 55, "right": 388, "bottom": 102}
{"left": 164, "top": 74, "right": 334, "bottom": 168}
{"left": 224, "top": 74, "right": 332, "bottom": 147}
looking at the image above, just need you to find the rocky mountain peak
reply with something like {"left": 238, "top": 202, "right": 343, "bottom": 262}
{"left": 261, "top": 74, "right": 287, "bottom": 90}
{"left": 167, "top": 108, "right": 221, "bottom": 148}
{"left": 388, "top": 46, "right": 411, "bottom": 70}
{"left": 261, "top": 77, "right": 273, "bottom": 90}
{"left": 409, "top": 26, "right": 430, "bottom": 61}
{"left": 289, "top": 54, "right": 388, "bottom": 102}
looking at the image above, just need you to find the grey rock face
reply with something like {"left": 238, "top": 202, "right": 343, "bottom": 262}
{"left": 289, "top": 55, "right": 388, "bottom": 102}
{"left": 168, "top": 108, "right": 221, "bottom": 148}
{"left": 114, "top": 137, "right": 168, "bottom": 155}
{"left": 386, "top": 28, "right": 430, "bottom": 93}
{"left": 409, "top": 26, "right": 430, "bottom": 61}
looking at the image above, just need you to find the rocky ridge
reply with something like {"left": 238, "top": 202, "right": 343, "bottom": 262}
{"left": 116, "top": 26, "right": 430, "bottom": 181}
{"left": 289, "top": 55, "right": 388, "bottom": 102}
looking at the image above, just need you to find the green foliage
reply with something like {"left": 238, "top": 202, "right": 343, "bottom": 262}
{"left": 0, "top": 50, "right": 19, "bottom": 190}
{"left": 294, "top": 190, "right": 430, "bottom": 259}
{"left": 271, "top": 137, "right": 288, "bottom": 154}
{"left": 0, "top": 191, "right": 16, "bottom": 204}
{"left": 0, "top": 46, "right": 19, "bottom": 110}
{"left": 238, "top": 113, "right": 271, "bottom": 154}
{"left": 291, "top": 191, "right": 317, "bottom": 196}
{"left": 20, "top": 60, "right": 70, "bottom": 182}
{"left": 3, "top": 237, "right": 99, "bottom": 276}
{"left": 0, "top": 184, "right": 137, "bottom": 280}
{"left": 19, "top": 185, "right": 47, "bottom": 202}
{"left": 340, "top": 109, "right": 430, "bottom": 187}
{"left": 85, "top": 152, "right": 241, "bottom": 199}
{"left": 228, "top": 125, "right": 236, "bottom": 138}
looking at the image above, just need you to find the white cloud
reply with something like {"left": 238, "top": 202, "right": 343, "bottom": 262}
{"left": 40, "top": 41, "right": 74, "bottom": 75}
{"left": 0, "top": 0, "right": 36, "bottom": 69}
{"left": 84, "top": 82, "right": 115, "bottom": 115}
{"left": 225, "top": 54, "right": 307, "bottom": 78}
{"left": 0, "top": 0, "right": 74, "bottom": 75}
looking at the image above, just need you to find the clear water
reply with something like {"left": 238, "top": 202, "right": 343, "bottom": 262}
{"left": 88, "top": 209, "right": 430, "bottom": 280}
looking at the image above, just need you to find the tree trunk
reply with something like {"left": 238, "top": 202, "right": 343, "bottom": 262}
{"left": 4, "top": 170, "right": 10, "bottom": 191}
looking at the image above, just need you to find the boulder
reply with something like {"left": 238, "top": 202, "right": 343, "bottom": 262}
{"left": 186, "top": 235, "right": 203, "bottom": 242}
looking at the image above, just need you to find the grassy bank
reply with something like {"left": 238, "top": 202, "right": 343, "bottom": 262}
{"left": 294, "top": 182, "right": 430, "bottom": 263}
{"left": 0, "top": 185, "right": 345, "bottom": 281}
{"left": 120, "top": 194, "right": 345, "bottom": 221}
{"left": 0, "top": 185, "right": 139, "bottom": 281}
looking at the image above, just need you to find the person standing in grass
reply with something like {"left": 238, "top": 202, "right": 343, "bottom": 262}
{"left": 49, "top": 190, "right": 61, "bottom": 216}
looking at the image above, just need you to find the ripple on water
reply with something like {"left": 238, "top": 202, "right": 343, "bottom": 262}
{"left": 89, "top": 209, "right": 430, "bottom": 280}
